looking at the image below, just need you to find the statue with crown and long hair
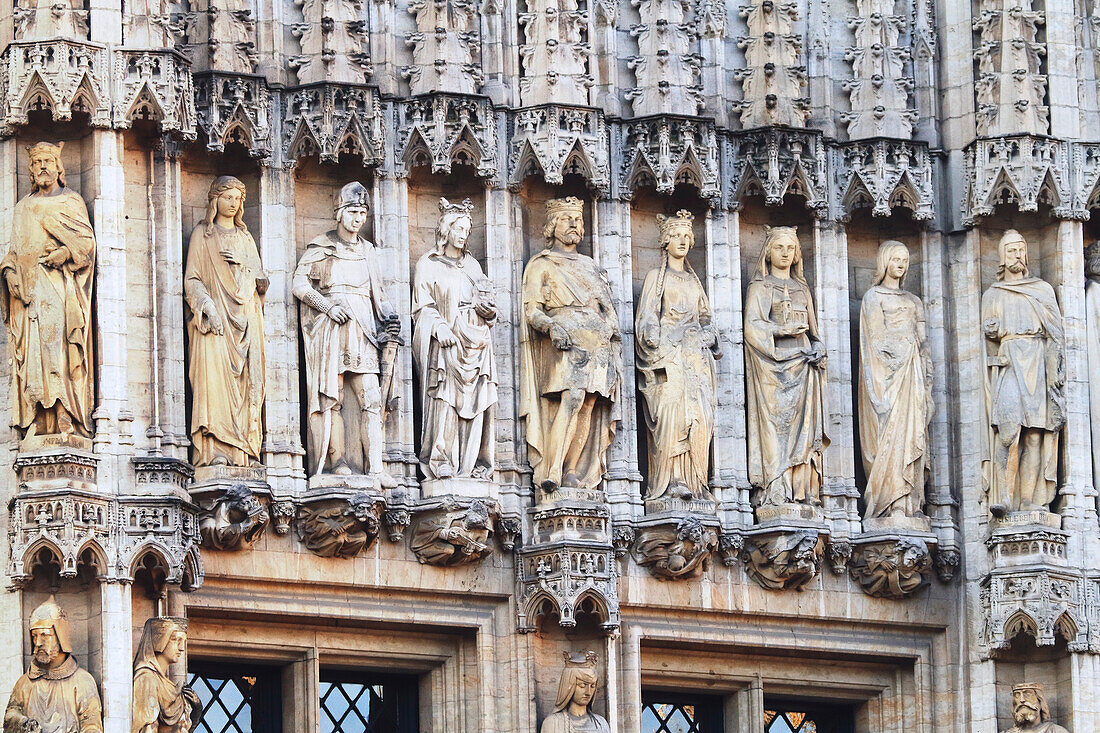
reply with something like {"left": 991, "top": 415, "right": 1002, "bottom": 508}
{"left": 635, "top": 210, "right": 720, "bottom": 506}
{"left": 744, "top": 226, "right": 828, "bottom": 515}
{"left": 1, "top": 142, "right": 96, "bottom": 446}
{"left": 540, "top": 651, "right": 610, "bottom": 733}
{"left": 981, "top": 229, "right": 1065, "bottom": 519}
{"left": 4, "top": 597, "right": 103, "bottom": 733}
{"left": 520, "top": 197, "right": 622, "bottom": 497}
{"left": 1001, "top": 683, "right": 1068, "bottom": 733}
{"left": 294, "top": 181, "right": 400, "bottom": 488}
{"left": 412, "top": 198, "right": 498, "bottom": 489}
{"left": 185, "top": 175, "right": 268, "bottom": 469}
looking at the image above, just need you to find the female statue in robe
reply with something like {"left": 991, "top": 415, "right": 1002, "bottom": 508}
{"left": 635, "top": 210, "right": 720, "bottom": 502}
{"left": 132, "top": 617, "right": 198, "bottom": 733}
{"left": 540, "top": 652, "right": 610, "bottom": 733}
{"left": 857, "top": 241, "right": 932, "bottom": 521}
{"left": 744, "top": 226, "right": 828, "bottom": 508}
{"left": 184, "top": 176, "right": 267, "bottom": 467}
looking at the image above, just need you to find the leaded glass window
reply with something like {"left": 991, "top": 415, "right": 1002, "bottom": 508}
{"left": 763, "top": 701, "right": 855, "bottom": 733}
{"left": 641, "top": 692, "right": 723, "bottom": 732}
{"left": 320, "top": 671, "right": 419, "bottom": 733}
{"left": 189, "top": 663, "right": 282, "bottom": 733}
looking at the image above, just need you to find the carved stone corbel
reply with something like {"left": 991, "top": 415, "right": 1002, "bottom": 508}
{"left": 383, "top": 508, "right": 412, "bottom": 543}
{"left": 933, "top": 546, "right": 961, "bottom": 583}
{"left": 269, "top": 500, "right": 296, "bottom": 536}
{"left": 849, "top": 537, "right": 932, "bottom": 599}
{"left": 198, "top": 484, "right": 268, "bottom": 551}
{"left": 410, "top": 499, "right": 495, "bottom": 566}
{"left": 497, "top": 516, "right": 522, "bottom": 552}
{"left": 741, "top": 528, "right": 826, "bottom": 591}
{"left": 296, "top": 491, "right": 384, "bottom": 559}
{"left": 632, "top": 515, "right": 718, "bottom": 581}
{"left": 718, "top": 532, "right": 743, "bottom": 567}
{"left": 826, "top": 538, "right": 852, "bottom": 575}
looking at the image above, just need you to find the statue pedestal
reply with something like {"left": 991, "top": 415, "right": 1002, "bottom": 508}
{"left": 307, "top": 472, "right": 384, "bottom": 494}
{"left": 991, "top": 510, "right": 1061, "bottom": 531}
{"left": 421, "top": 476, "right": 493, "bottom": 499}
{"left": 754, "top": 502, "right": 824, "bottom": 527}
{"left": 535, "top": 484, "right": 605, "bottom": 506}
{"left": 644, "top": 496, "right": 717, "bottom": 516}
{"left": 14, "top": 440, "right": 97, "bottom": 493}
{"left": 863, "top": 513, "right": 932, "bottom": 533}
{"left": 191, "top": 464, "right": 269, "bottom": 503}
{"left": 987, "top": 524, "right": 1069, "bottom": 568}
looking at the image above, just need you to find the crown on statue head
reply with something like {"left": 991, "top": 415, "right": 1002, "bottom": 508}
{"left": 546, "top": 196, "right": 584, "bottom": 219}
{"left": 1013, "top": 683, "right": 1043, "bottom": 694}
{"left": 562, "top": 650, "right": 599, "bottom": 669}
{"left": 439, "top": 197, "right": 474, "bottom": 217}
{"left": 657, "top": 209, "right": 695, "bottom": 239}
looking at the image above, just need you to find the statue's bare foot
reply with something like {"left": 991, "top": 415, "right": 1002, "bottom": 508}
{"left": 436, "top": 463, "right": 454, "bottom": 479}
{"left": 374, "top": 472, "right": 399, "bottom": 489}
{"left": 561, "top": 472, "right": 582, "bottom": 489}
{"left": 333, "top": 462, "right": 353, "bottom": 476}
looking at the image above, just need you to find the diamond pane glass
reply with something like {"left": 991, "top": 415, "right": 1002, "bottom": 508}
{"left": 188, "top": 671, "right": 259, "bottom": 733}
{"left": 763, "top": 703, "right": 855, "bottom": 733}
{"left": 320, "top": 674, "right": 418, "bottom": 733}
{"left": 641, "top": 694, "right": 722, "bottom": 733}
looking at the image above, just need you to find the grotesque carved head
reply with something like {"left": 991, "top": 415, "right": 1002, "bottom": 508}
{"left": 29, "top": 596, "right": 73, "bottom": 666}
{"left": 1012, "top": 683, "right": 1050, "bottom": 725}
{"left": 27, "top": 141, "right": 65, "bottom": 193}
{"left": 544, "top": 197, "right": 585, "bottom": 248}
{"left": 553, "top": 651, "right": 600, "bottom": 713}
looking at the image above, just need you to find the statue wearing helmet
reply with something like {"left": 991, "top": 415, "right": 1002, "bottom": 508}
{"left": 3, "top": 597, "right": 103, "bottom": 733}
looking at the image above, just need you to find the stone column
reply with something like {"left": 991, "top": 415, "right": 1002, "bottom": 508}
{"left": 595, "top": 197, "right": 642, "bottom": 517}
{"left": 1045, "top": 0, "right": 1082, "bottom": 139}
{"left": 373, "top": 172, "right": 417, "bottom": 481}
{"left": 99, "top": 580, "right": 134, "bottom": 731}
{"left": 708, "top": 208, "right": 750, "bottom": 526}
{"left": 812, "top": 219, "right": 859, "bottom": 534}
{"left": 87, "top": 0, "right": 122, "bottom": 43}
{"left": 368, "top": 0, "right": 399, "bottom": 94}
{"left": 90, "top": 130, "right": 133, "bottom": 488}
{"left": 258, "top": 163, "right": 305, "bottom": 497}
{"left": 1068, "top": 652, "right": 1100, "bottom": 732}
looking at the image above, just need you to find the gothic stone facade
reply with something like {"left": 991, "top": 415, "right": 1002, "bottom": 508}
{"left": 1, "top": 0, "right": 1100, "bottom": 731}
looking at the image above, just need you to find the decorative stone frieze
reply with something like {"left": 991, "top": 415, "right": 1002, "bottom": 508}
{"left": 403, "top": 0, "right": 482, "bottom": 94}
{"left": 972, "top": 0, "right": 1047, "bottom": 136}
{"left": 198, "top": 484, "right": 269, "bottom": 551}
{"left": 510, "top": 105, "right": 610, "bottom": 194}
{"left": 620, "top": 115, "right": 720, "bottom": 201}
{"left": 296, "top": 490, "right": 384, "bottom": 558}
{"left": 14, "top": 0, "right": 89, "bottom": 41}
{"left": 963, "top": 135, "right": 1073, "bottom": 226}
{"left": 626, "top": 0, "right": 703, "bottom": 117}
{"left": 283, "top": 82, "right": 383, "bottom": 165}
{"left": 517, "top": 503, "right": 620, "bottom": 632}
{"left": 0, "top": 39, "right": 112, "bottom": 135}
{"left": 842, "top": 0, "right": 916, "bottom": 138}
{"left": 736, "top": 0, "right": 809, "bottom": 128}
{"left": 849, "top": 536, "right": 932, "bottom": 599}
{"left": 632, "top": 515, "right": 718, "bottom": 580}
{"left": 112, "top": 49, "right": 198, "bottom": 139}
{"left": 194, "top": 71, "right": 272, "bottom": 157}
{"left": 741, "top": 528, "right": 826, "bottom": 591}
{"left": 396, "top": 93, "right": 497, "bottom": 178}
{"left": 726, "top": 127, "right": 828, "bottom": 214}
{"left": 291, "top": 0, "right": 372, "bottom": 85}
{"left": 518, "top": 0, "right": 593, "bottom": 107}
{"left": 179, "top": 0, "right": 259, "bottom": 74}
{"left": 833, "top": 138, "right": 934, "bottom": 220}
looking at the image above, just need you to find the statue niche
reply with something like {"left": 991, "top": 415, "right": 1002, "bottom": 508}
{"left": 412, "top": 198, "right": 498, "bottom": 495}
{"left": 634, "top": 210, "right": 720, "bottom": 512}
{"left": 294, "top": 181, "right": 400, "bottom": 490}
{"left": 520, "top": 197, "right": 623, "bottom": 500}
{"left": 2, "top": 142, "right": 96, "bottom": 449}
{"left": 744, "top": 226, "right": 828, "bottom": 522}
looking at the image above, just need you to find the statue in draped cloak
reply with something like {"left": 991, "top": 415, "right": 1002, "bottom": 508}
{"left": 1, "top": 142, "right": 95, "bottom": 441}
{"left": 744, "top": 226, "right": 828, "bottom": 508}
{"left": 184, "top": 176, "right": 267, "bottom": 467}
{"left": 520, "top": 197, "right": 622, "bottom": 494}
{"left": 982, "top": 230, "right": 1064, "bottom": 517}
{"left": 857, "top": 240, "right": 932, "bottom": 522}
{"left": 634, "top": 210, "right": 720, "bottom": 502}
{"left": 132, "top": 617, "right": 199, "bottom": 733}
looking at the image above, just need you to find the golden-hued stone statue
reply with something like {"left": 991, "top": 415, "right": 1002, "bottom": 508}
{"left": 132, "top": 617, "right": 199, "bottom": 733}
{"left": 1001, "top": 683, "right": 1068, "bottom": 733}
{"left": 540, "top": 651, "right": 610, "bottom": 733}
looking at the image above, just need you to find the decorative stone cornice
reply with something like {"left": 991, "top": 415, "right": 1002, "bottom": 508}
{"left": 112, "top": 49, "right": 198, "bottom": 139}
{"left": 194, "top": 70, "right": 272, "bottom": 157}
{"left": 620, "top": 115, "right": 720, "bottom": 202}
{"left": 0, "top": 39, "right": 111, "bottom": 135}
{"left": 833, "top": 138, "right": 934, "bottom": 221}
{"left": 283, "top": 82, "right": 383, "bottom": 166}
{"left": 726, "top": 126, "right": 828, "bottom": 215}
{"left": 510, "top": 104, "right": 610, "bottom": 195}
{"left": 396, "top": 93, "right": 497, "bottom": 178}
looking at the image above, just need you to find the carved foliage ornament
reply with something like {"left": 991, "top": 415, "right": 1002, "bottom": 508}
{"left": 842, "top": 0, "right": 916, "bottom": 139}
{"left": 291, "top": 0, "right": 372, "bottom": 85}
{"left": 736, "top": 0, "right": 809, "bottom": 128}
{"left": 627, "top": 0, "right": 704, "bottom": 117}
{"left": 403, "top": 0, "right": 482, "bottom": 94}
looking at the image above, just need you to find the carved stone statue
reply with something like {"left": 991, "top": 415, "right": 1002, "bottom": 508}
{"left": 185, "top": 176, "right": 267, "bottom": 468}
{"left": 294, "top": 182, "right": 399, "bottom": 488}
{"left": 857, "top": 241, "right": 932, "bottom": 525}
{"left": 540, "top": 651, "right": 610, "bottom": 733}
{"left": 412, "top": 198, "right": 497, "bottom": 486}
{"left": 1, "top": 142, "right": 96, "bottom": 443}
{"left": 635, "top": 210, "right": 720, "bottom": 504}
{"left": 410, "top": 499, "right": 493, "bottom": 565}
{"left": 4, "top": 597, "right": 103, "bottom": 733}
{"left": 296, "top": 491, "right": 381, "bottom": 558}
{"left": 1084, "top": 243, "right": 1100, "bottom": 500}
{"left": 982, "top": 230, "right": 1065, "bottom": 517}
{"left": 741, "top": 531, "right": 824, "bottom": 591}
{"left": 132, "top": 617, "right": 199, "bottom": 733}
{"left": 632, "top": 515, "right": 718, "bottom": 580}
{"left": 744, "top": 226, "right": 828, "bottom": 512}
{"left": 520, "top": 197, "right": 622, "bottom": 495}
{"left": 198, "top": 484, "right": 268, "bottom": 550}
{"left": 1001, "top": 683, "right": 1068, "bottom": 733}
